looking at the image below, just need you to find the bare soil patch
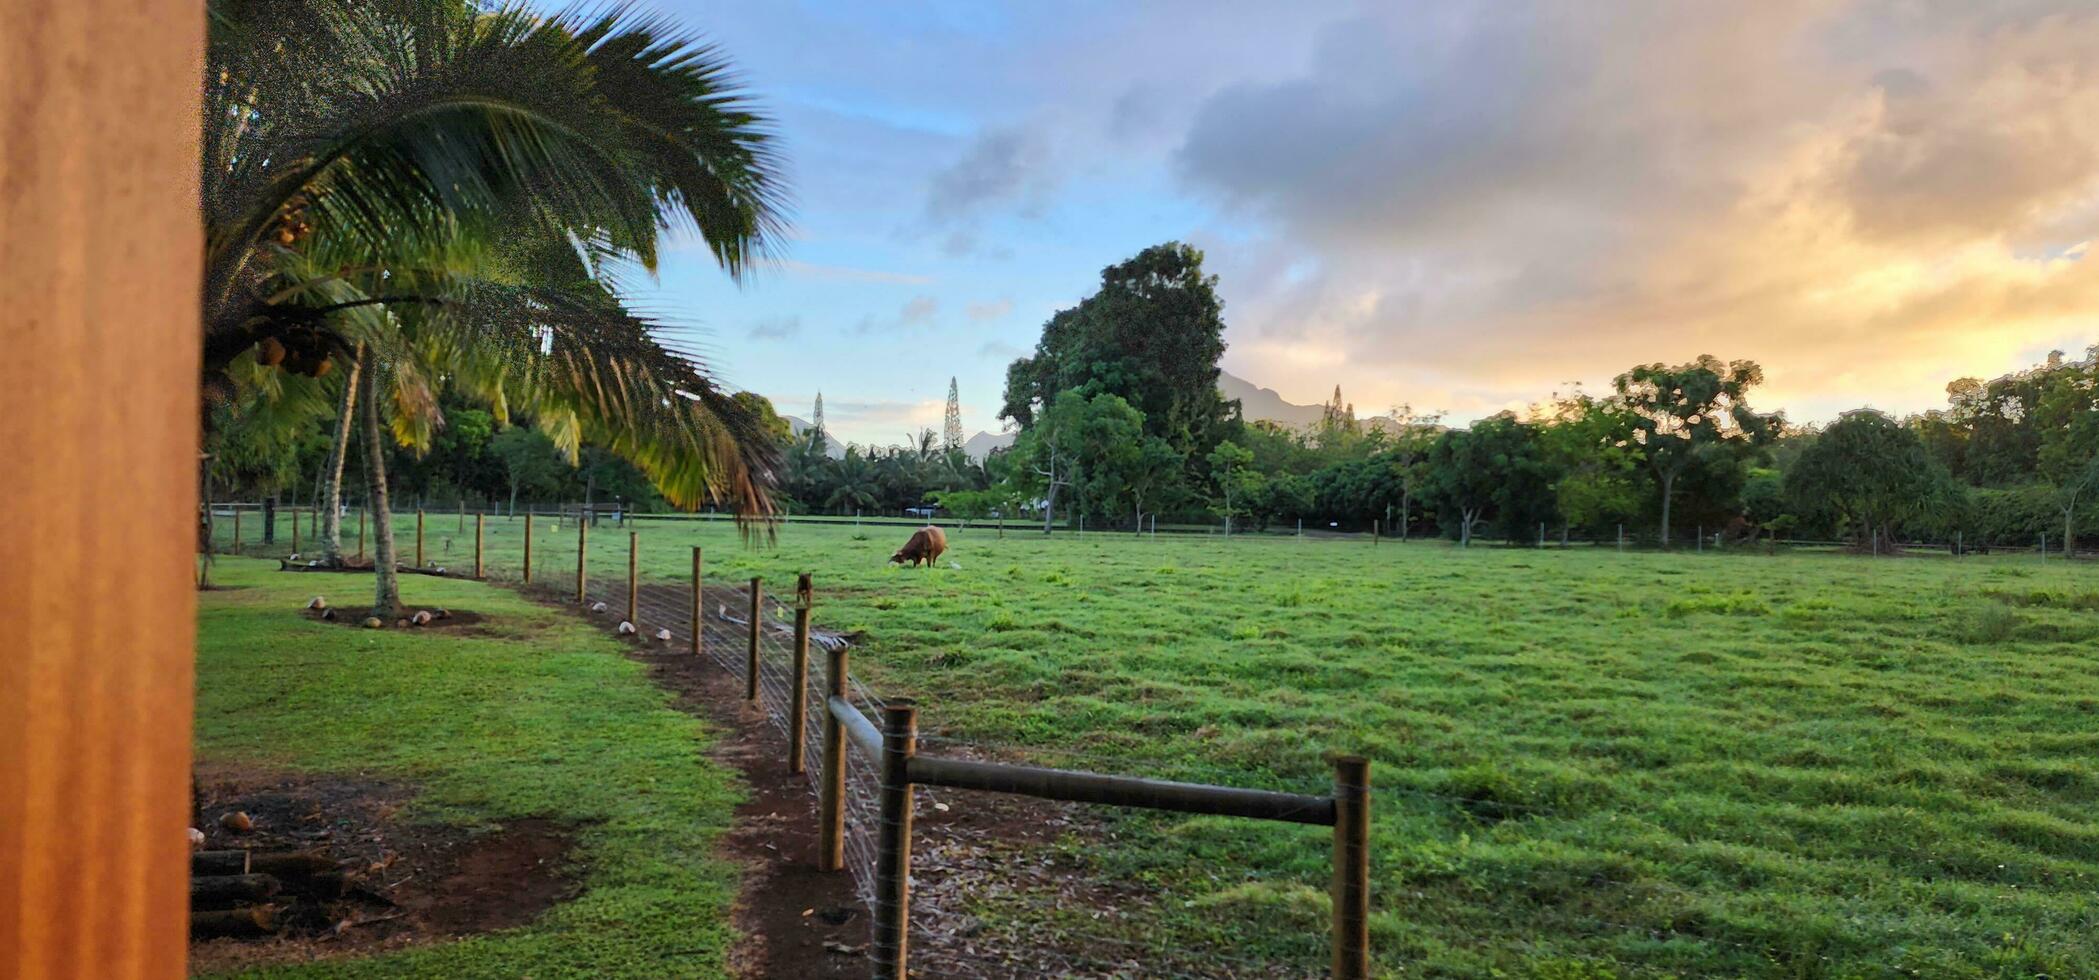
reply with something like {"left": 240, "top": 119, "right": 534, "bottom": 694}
{"left": 298, "top": 606, "right": 493, "bottom": 633}
{"left": 187, "top": 765, "right": 581, "bottom": 973}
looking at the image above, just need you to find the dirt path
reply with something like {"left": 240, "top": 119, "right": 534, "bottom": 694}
{"left": 528, "top": 577, "right": 1290, "bottom": 979}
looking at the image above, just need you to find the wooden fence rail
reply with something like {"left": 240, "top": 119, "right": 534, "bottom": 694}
{"left": 820, "top": 647, "right": 1372, "bottom": 979}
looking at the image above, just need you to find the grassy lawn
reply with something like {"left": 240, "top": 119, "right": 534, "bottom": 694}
{"left": 194, "top": 558, "right": 741, "bottom": 979}
{"left": 220, "top": 518, "right": 2099, "bottom": 976}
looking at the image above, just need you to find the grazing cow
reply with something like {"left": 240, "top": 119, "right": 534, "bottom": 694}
{"left": 889, "top": 525, "right": 947, "bottom": 567}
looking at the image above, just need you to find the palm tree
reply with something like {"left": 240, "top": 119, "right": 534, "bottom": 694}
{"left": 824, "top": 450, "right": 880, "bottom": 516}
{"left": 201, "top": 0, "right": 789, "bottom": 616}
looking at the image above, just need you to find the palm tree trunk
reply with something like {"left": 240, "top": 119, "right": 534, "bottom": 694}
{"left": 360, "top": 364, "right": 401, "bottom": 619}
{"left": 320, "top": 346, "right": 365, "bottom": 564}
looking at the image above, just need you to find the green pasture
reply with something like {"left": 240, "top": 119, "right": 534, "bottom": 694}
{"left": 206, "top": 515, "right": 2099, "bottom": 976}
{"left": 194, "top": 559, "right": 740, "bottom": 979}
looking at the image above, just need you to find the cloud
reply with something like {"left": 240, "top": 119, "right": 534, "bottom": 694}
{"left": 977, "top": 340, "right": 1024, "bottom": 360}
{"left": 823, "top": 398, "right": 947, "bottom": 445}
{"left": 853, "top": 295, "right": 942, "bottom": 335}
{"left": 748, "top": 314, "right": 802, "bottom": 341}
{"left": 965, "top": 298, "right": 1014, "bottom": 322}
{"left": 900, "top": 295, "right": 939, "bottom": 324}
{"left": 1173, "top": 1, "right": 2099, "bottom": 424}
{"left": 768, "top": 258, "right": 934, "bottom": 285}
{"left": 925, "top": 127, "right": 1054, "bottom": 224}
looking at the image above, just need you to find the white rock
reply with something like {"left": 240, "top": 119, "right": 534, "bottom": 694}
{"left": 307, "top": 596, "right": 327, "bottom": 610}
{"left": 590, "top": 601, "right": 608, "bottom": 613}
{"left": 410, "top": 610, "right": 434, "bottom": 626}
{"left": 655, "top": 628, "right": 673, "bottom": 643}
{"left": 617, "top": 621, "right": 637, "bottom": 635}
{"left": 187, "top": 827, "right": 206, "bottom": 849}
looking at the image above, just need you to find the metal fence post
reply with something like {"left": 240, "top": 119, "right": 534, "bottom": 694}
{"left": 1331, "top": 755, "right": 1371, "bottom": 979}
{"left": 790, "top": 573, "right": 813, "bottom": 775}
{"left": 415, "top": 508, "right": 425, "bottom": 567}
{"left": 746, "top": 577, "right": 762, "bottom": 703}
{"left": 575, "top": 519, "right": 588, "bottom": 603}
{"left": 625, "top": 530, "right": 638, "bottom": 624}
{"left": 231, "top": 507, "right": 242, "bottom": 555}
{"left": 819, "top": 643, "right": 848, "bottom": 872}
{"left": 873, "top": 702, "right": 918, "bottom": 979}
{"left": 690, "top": 546, "right": 703, "bottom": 657}
{"left": 475, "top": 513, "right": 485, "bottom": 579}
{"left": 523, "top": 510, "right": 534, "bottom": 585}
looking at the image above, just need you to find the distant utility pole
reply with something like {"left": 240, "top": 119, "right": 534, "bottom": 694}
{"left": 942, "top": 377, "right": 963, "bottom": 452}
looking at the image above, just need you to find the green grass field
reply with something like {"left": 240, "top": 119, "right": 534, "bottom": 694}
{"left": 210, "top": 515, "right": 2099, "bottom": 977}
{"left": 195, "top": 559, "right": 741, "bottom": 979}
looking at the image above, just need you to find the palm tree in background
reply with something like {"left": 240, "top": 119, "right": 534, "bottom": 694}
{"left": 200, "top": 0, "right": 789, "bottom": 616}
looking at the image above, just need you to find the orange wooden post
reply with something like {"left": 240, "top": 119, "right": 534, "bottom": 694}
{"left": 1, "top": 1, "right": 203, "bottom": 971}
{"left": 746, "top": 577, "right": 763, "bottom": 702}
{"left": 690, "top": 547, "right": 703, "bottom": 657}
{"left": 788, "top": 573, "right": 813, "bottom": 774}
{"left": 414, "top": 508, "right": 424, "bottom": 567}
{"left": 818, "top": 644, "right": 848, "bottom": 871}
{"left": 1331, "top": 755, "right": 1372, "bottom": 979}
{"left": 522, "top": 510, "right": 534, "bottom": 585}
{"left": 576, "top": 518, "right": 588, "bottom": 603}
{"left": 625, "top": 531, "right": 638, "bottom": 623}
{"left": 475, "top": 513, "right": 485, "bottom": 579}
{"left": 871, "top": 703, "right": 919, "bottom": 978}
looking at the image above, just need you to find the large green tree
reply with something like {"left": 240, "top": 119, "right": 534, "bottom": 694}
{"left": 1785, "top": 409, "right": 1950, "bottom": 550}
{"left": 1000, "top": 242, "right": 1232, "bottom": 457}
{"left": 1422, "top": 414, "right": 1552, "bottom": 547}
{"left": 1614, "top": 356, "right": 1779, "bottom": 548}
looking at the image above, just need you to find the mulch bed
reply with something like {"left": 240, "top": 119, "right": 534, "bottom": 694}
{"left": 187, "top": 766, "right": 581, "bottom": 974}
{"left": 299, "top": 606, "right": 492, "bottom": 633}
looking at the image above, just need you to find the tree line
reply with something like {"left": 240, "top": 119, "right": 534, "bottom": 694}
{"left": 960, "top": 242, "right": 2099, "bottom": 552}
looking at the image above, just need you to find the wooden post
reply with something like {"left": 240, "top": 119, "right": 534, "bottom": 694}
{"left": 415, "top": 509, "right": 425, "bottom": 567}
{"left": 458, "top": 498, "right": 465, "bottom": 532}
{"left": 872, "top": 703, "right": 919, "bottom": 979}
{"left": 690, "top": 547, "right": 703, "bottom": 657}
{"left": 625, "top": 531, "right": 638, "bottom": 624}
{"left": 2, "top": 0, "right": 203, "bottom": 968}
{"left": 745, "top": 577, "right": 763, "bottom": 703}
{"left": 1331, "top": 755, "right": 1371, "bottom": 980}
{"left": 789, "top": 573, "right": 813, "bottom": 775}
{"left": 523, "top": 510, "right": 534, "bottom": 585}
{"left": 1372, "top": 518, "right": 1379, "bottom": 545}
{"left": 291, "top": 507, "right": 300, "bottom": 555}
{"left": 475, "top": 513, "right": 485, "bottom": 579}
{"left": 818, "top": 644, "right": 848, "bottom": 872}
{"left": 575, "top": 519, "right": 588, "bottom": 603}
{"left": 231, "top": 507, "right": 242, "bottom": 555}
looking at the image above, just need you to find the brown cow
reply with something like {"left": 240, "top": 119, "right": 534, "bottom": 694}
{"left": 889, "top": 525, "right": 947, "bottom": 567}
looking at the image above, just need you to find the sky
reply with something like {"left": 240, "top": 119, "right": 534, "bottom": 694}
{"left": 636, "top": 0, "right": 2099, "bottom": 447}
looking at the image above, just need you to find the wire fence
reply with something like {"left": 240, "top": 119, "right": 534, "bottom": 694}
{"left": 204, "top": 503, "right": 2098, "bottom": 562}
